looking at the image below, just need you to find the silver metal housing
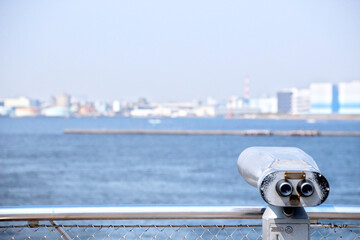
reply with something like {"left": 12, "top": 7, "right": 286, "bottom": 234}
{"left": 237, "top": 147, "right": 330, "bottom": 207}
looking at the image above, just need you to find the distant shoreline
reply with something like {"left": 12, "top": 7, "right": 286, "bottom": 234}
{"left": 1, "top": 114, "right": 360, "bottom": 121}
{"left": 227, "top": 114, "right": 360, "bottom": 121}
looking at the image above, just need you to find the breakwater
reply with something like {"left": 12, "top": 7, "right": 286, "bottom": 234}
{"left": 64, "top": 129, "right": 360, "bottom": 136}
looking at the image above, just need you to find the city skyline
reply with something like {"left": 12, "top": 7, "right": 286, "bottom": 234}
{"left": 1, "top": 80, "right": 359, "bottom": 118}
{"left": 1, "top": 1, "right": 360, "bottom": 101}
{"left": 0, "top": 78, "right": 358, "bottom": 103}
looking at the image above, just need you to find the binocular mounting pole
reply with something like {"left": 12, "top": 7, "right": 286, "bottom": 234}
{"left": 262, "top": 205, "right": 310, "bottom": 240}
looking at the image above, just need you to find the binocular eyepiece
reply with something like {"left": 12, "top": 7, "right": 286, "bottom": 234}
{"left": 276, "top": 179, "right": 315, "bottom": 198}
{"left": 276, "top": 180, "right": 293, "bottom": 197}
{"left": 297, "top": 180, "right": 314, "bottom": 197}
{"left": 237, "top": 147, "right": 330, "bottom": 207}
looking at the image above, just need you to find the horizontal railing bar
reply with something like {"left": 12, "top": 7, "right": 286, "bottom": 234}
{"left": 2, "top": 224, "right": 359, "bottom": 229}
{"left": 306, "top": 205, "right": 360, "bottom": 220}
{"left": 0, "top": 205, "right": 359, "bottom": 221}
{"left": 0, "top": 224, "right": 264, "bottom": 228}
{"left": 0, "top": 206, "right": 263, "bottom": 221}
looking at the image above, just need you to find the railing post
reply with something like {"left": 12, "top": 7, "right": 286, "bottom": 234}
{"left": 50, "top": 220, "right": 71, "bottom": 240}
{"left": 262, "top": 206, "right": 310, "bottom": 240}
{"left": 28, "top": 220, "right": 39, "bottom": 228}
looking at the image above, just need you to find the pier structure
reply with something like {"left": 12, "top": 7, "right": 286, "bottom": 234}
{"left": 64, "top": 129, "right": 360, "bottom": 137}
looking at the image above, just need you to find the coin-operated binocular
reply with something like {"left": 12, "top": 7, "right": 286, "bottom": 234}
{"left": 237, "top": 147, "right": 330, "bottom": 240}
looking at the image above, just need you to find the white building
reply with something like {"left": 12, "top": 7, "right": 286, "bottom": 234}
{"left": 255, "top": 97, "right": 277, "bottom": 113}
{"left": 153, "top": 106, "right": 174, "bottom": 117}
{"left": 277, "top": 88, "right": 310, "bottom": 114}
{"left": 14, "top": 107, "right": 38, "bottom": 117}
{"left": 42, "top": 107, "right": 70, "bottom": 117}
{"left": 130, "top": 106, "right": 155, "bottom": 117}
{"left": 4, "top": 97, "right": 33, "bottom": 108}
{"left": 112, "top": 100, "right": 121, "bottom": 113}
{"left": 227, "top": 96, "right": 244, "bottom": 109}
{"left": 226, "top": 96, "right": 276, "bottom": 115}
{"left": 292, "top": 89, "right": 310, "bottom": 114}
{"left": 338, "top": 80, "right": 360, "bottom": 114}
{"left": 0, "top": 107, "right": 11, "bottom": 116}
{"left": 94, "top": 101, "right": 109, "bottom": 115}
{"left": 310, "top": 83, "right": 335, "bottom": 114}
{"left": 56, "top": 94, "right": 71, "bottom": 107}
{"left": 193, "top": 106, "right": 216, "bottom": 117}
{"left": 151, "top": 102, "right": 196, "bottom": 117}
{"left": 170, "top": 109, "right": 189, "bottom": 118}
{"left": 206, "top": 97, "right": 218, "bottom": 106}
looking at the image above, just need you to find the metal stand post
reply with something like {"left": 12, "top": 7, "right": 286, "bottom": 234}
{"left": 262, "top": 205, "right": 310, "bottom": 240}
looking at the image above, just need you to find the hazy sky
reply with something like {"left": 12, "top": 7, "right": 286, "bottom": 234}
{"left": 1, "top": 1, "right": 359, "bottom": 102}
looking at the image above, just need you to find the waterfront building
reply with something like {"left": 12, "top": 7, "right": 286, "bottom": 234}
{"left": 70, "top": 104, "right": 79, "bottom": 115}
{"left": 42, "top": 106, "right": 70, "bottom": 117}
{"left": 137, "top": 97, "right": 149, "bottom": 106}
{"left": 338, "top": 80, "right": 360, "bottom": 114}
{"left": 78, "top": 103, "right": 96, "bottom": 117}
{"left": 94, "top": 101, "right": 109, "bottom": 116}
{"left": 246, "top": 99, "right": 261, "bottom": 113}
{"left": 227, "top": 96, "right": 244, "bottom": 110}
{"left": 193, "top": 106, "right": 216, "bottom": 117}
{"left": 206, "top": 97, "right": 218, "bottom": 106}
{"left": 310, "top": 83, "right": 338, "bottom": 114}
{"left": 170, "top": 109, "right": 189, "bottom": 118}
{"left": 0, "top": 100, "right": 9, "bottom": 116}
{"left": 151, "top": 101, "right": 197, "bottom": 117}
{"left": 252, "top": 97, "right": 277, "bottom": 113}
{"left": 4, "top": 97, "right": 34, "bottom": 108}
{"left": 14, "top": 107, "right": 38, "bottom": 117}
{"left": 56, "top": 93, "right": 70, "bottom": 107}
{"left": 277, "top": 88, "right": 310, "bottom": 115}
{"left": 153, "top": 106, "right": 174, "bottom": 117}
{"left": 226, "top": 96, "right": 272, "bottom": 115}
{"left": 152, "top": 102, "right": 194, "bottom": 109}
{"left": 277, "top": 90, "right": 293, "bottom": 114}
{"left": 0, "top": 107, "right": 11, "bottom": 116}
{"left": 292, "top": 89, "right": 310, "bottom": 114}
{"left": 130, "top": 106, "right": 154, "bottom": 117}
{"left": 227, "top": 96, "right": 245, "bottom": 116}
{"left": 112, "top": 100, "right": 121, "bottom": 113}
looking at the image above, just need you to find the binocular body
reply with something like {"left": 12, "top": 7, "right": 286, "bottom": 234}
{"left": 237, "top": 147, "right": 330, "bottom": 207}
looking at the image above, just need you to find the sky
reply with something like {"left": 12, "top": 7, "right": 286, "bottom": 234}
{"left": 0, "top": 0, "right": 359, "bottom": 102}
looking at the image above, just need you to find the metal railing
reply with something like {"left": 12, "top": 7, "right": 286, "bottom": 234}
{"left": 0, "top": 205, "right": 359, "bottom": 239}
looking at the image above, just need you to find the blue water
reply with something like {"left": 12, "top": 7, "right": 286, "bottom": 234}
{"left": 0, "top": 117, "right": 359, "bottom": 206}
{"left": 0, "top": 117, "right": 359, "bottom": 134}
